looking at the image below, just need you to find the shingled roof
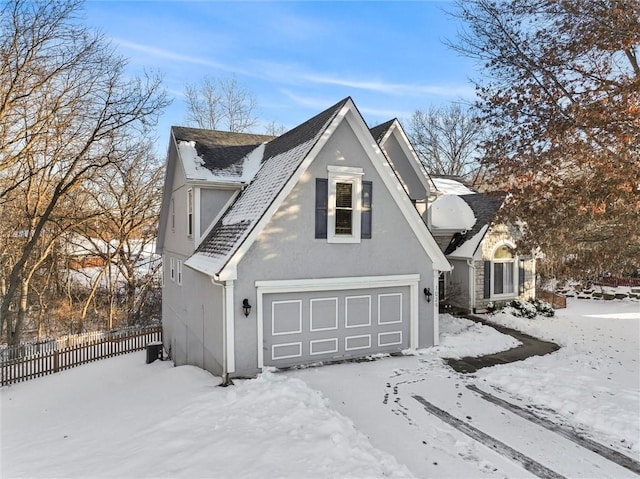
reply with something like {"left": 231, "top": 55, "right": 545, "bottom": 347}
{"left": 369, "top": 119, "right": 395, "bottom": 143}
{"left": 444, "top": 192, "right": 506, "bottom": 256}
{"left": 188, "top": 97, "right": 351, "bottom": 276}
{"left": 172, "top": 127, "right": 274, "bottom": 179}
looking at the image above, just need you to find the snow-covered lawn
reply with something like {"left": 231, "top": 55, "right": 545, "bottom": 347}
{"left": 1, "top": 298, "right": 638, "bottom": 478}
{"left": 479, "top": 298, "right": 640, "bottom": 459}
{"left": 1, "top": 354, "right": 408, "bottom": 478}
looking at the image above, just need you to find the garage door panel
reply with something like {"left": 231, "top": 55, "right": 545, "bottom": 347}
{"left": 378, "top": 331, "right": 403, "bottom": 347}
{"left": 378, "top": 293, "right": 403, "bottom": 325}
{"left": 271, "top": 300, "right": 302, "bottom": 336}
{"left": 310, "top": 338, "right": 339, "bottom": 355}
{"left": 263, "top": 286, "right": 410, "bottom": 367}
{"left": 345, "top": 295, "right": 371, "bottom": 328}
{"left": 345, "top": 334, "right": 372, "bottom": 351}
{"left": 272, "top": 342, "right": 302, "bottom": 360}
{"left": 310, "top": 297, "right": 338, "bottom": 331}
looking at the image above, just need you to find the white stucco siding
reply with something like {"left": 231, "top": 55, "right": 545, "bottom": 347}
{"left": 232, "top": 120, "right": 438, "bottom": 376}
{"left": 162, "top": 150, "right": 195, "bottom": 258}
{"left": 199, "top": 188, "right": 236, "bottom": 237}
{"left": 380, "top": 132, "right": 429, "bottom": 202}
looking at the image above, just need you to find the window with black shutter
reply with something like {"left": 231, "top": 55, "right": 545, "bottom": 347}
{"left": 315, "top": 178, "right": 328, "bottom": 239}
{"left": 361, "top": 181, "right": 372, "bottom": 239}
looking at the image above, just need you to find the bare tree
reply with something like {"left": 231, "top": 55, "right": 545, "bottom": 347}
{"left": 185, "top": 75, "right": 258, "bottom": 132}
{"left": 408, "top": 103, "right": 485, "bottom": 182}
{"left": 264, "top": 121, "right": 288, "bottom": 137}
{"left": 81, "top": 140, "right": 163, "bottom": 328}
{"left": 450, "top": 0, "right": 640, "bottom": 280}
{"left": 0, "top": 0, "right": 169, "bottom": 344}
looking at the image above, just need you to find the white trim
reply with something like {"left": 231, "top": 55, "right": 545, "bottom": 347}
{"left": 410, "top": 282, "right": 419, "bottom": 349}
{"left": 327, "top": 165, "right": 364, "bottom": 244}
{"left": 223, "top": 280, "right": 235, "bottom": 374}
{"left": 490, "top": 240, "right": 518, "bottom": 299}
{"left": 171, "top": 197, "right": 175, "bottom": 233}
{"left": 310, "top": 297, "right": 338, "bottom": 332}
{"left": 378, "top": 331, "right": 403, "bottom": 347}
{"left": 257, "top": 288, "right": 264, "bottom": 368}
{"left": 271, "top": 300, "right": 302, "bottom": 336}
{"left": 176, "top": 259, "right": 183, "bottom": 286}
{"left": 327, "top": 165, "right": 364, "bottom": 175}
{"left": 310, "top": 338, "right": 338, "bottom": 355}
{"left": 169, "top": 257, "right": 175, "bottom": 282}
{"left": 255, "top": 274, "right": 420, "bottom": 293}
{"left": 378, "top": 292, "right": 403, "bottom": 325}
{"left": 384, "top": 120, "right": 435, "bottom": 195}
{"left": 468, "top": 259, "right": 476, "bottom": 313}
{"left": 194, "top": 187, "right": 201, "bottom": 241}
{"left": 187, "top": 188, "right": 194, "bottom": 238}
{"left": 345, "top": 295, "right": 371, "bottom": 328}
{"left": 432, "top": 270, "right": 440, "bottom": 346}
{"left": 345, "top": 334, "right": 372, "bottom": 351}
{"left": 272, "top": 342, "right": 302, "bottom": 360}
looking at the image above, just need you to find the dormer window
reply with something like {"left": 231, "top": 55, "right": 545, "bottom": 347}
{"left": 187, "top": 188, "right": 194, "bottom": 237}
{"left": 171, "top": 197, "right": 175, "bottom": 232}
{"left": 315, "top": 166, "right": 372, "bottom": 242}
{"left": 335, "top": 182, "right": 354, "bottom": 235}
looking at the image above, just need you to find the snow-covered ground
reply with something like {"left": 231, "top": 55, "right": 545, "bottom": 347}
{"left": 1, "top": 298, "right": 638, "bottom": 478}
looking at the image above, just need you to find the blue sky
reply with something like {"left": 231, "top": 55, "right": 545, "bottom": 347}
{"left": 83, "top": 1, "right": 478, "bottom": 150}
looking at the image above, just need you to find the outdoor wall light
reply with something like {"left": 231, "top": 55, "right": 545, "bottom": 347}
{"left": 423, "top": 287, "right": 433, "bottom": 303}
{"left": 242, "top": 298, "right": 252, "bottom": 317}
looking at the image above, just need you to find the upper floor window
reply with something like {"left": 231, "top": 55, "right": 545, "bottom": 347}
{"left": 187, "top": 188, "right": 194, "bottom": 237}
{"left": 171, "top": 197, "right": 175, "bottom": 232}
{"left": 315, "top": 167, "right": 372, "bottom": 242}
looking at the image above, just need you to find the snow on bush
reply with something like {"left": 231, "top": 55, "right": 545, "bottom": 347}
{"left": 488, "top": 298, "right": 555, "bottom": 319}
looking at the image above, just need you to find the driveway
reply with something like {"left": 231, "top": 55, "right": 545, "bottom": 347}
{"left": 287, "top": 308, "right": 640, "bottom": 478}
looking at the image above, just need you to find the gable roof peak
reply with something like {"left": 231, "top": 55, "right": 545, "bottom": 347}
{"left": 369, "top": 118, "right": 397, "bottom": 143}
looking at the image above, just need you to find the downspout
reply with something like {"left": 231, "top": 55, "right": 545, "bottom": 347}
{"left": 433, "top": 270, "right": 440, "bottom": 346}
{"left": 467, "top": 259, "right": 476, "bottom": 313}
{"left": 211, "top": 276, "right": 235, "bottom": 386}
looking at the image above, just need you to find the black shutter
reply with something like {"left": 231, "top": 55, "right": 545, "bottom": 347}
{"left": 361, "top": 181, "right": 372, "bottom": 239}
{"left": 315, "top": 178, "right": 328, "bottom": 239}
{"left": 483, "top": 261, "right": 491, "bottom": 299}
{"left": 519, "top": 259, "right": 526, "bottom": 296}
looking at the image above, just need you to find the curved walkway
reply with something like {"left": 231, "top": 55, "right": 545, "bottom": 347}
{"left": 445, "top": 314, "right": 560, "bottom": 373}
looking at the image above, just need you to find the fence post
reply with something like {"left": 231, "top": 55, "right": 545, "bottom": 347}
{"left": 53, "top": 350, "right": 59, "bottom": 373}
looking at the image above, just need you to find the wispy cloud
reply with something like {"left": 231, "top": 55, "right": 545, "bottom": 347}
{"left": 280, "top": 90, "right": 410, "bottom": 122}
{"left": 279, "top": 90, "right": 337, "bottom": 110}
{"left": 359, "top": 105, "right": 412, "bottom": 120}
{"left": 112, "top": 38, "right": 243, "bottom": 74}
{"left": 301, "top": 73, "right": 475, "bottom": 98}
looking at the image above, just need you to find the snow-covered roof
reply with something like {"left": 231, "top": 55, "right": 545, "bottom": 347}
{"left": 432, "top": 177, "right": 476, "bottom": 195}
{"left": 186, "top": 98, "right": 351, "bottom": 276}
{"left": 172, "top": 127, "right": 274, "bottom": 184}
{"left": 447, "top": 225, "right": 488, "bottom": 259}
{"left": 429, "top": 194, "right": 476, "bottom": 231}
{"left": 443, "top": 194, "right": 506, "bottom": 258}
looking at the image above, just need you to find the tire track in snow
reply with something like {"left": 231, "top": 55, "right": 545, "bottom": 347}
{"left": 412, "top": 394, "right": 567, "bottom": 479}
{"left": 467, "top": 384, "right": 640, "bottom": 475}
